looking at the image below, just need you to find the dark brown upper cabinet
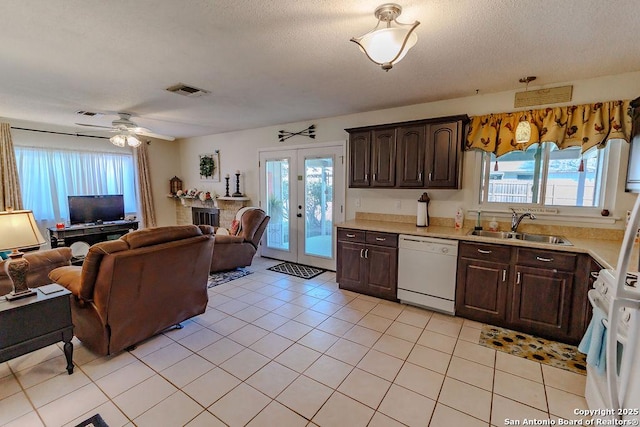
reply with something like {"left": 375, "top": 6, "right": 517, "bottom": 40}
{"left": 346, "top": 115, "right": 468, "bottom": 189}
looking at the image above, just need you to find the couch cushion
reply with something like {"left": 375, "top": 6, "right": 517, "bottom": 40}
{"left": 122, "top": 225, "right": 202, "bottom": 249}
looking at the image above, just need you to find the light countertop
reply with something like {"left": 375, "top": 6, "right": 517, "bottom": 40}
{"left": 336, "top": 219, "right": 638, "bottom": 271}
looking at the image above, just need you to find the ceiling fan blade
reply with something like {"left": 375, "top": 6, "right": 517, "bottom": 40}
{"left": 75, "top": 123, "right": 114, "bottom": 130}
{"left": 134, "top": 129, "right": 175, "bottom": 141}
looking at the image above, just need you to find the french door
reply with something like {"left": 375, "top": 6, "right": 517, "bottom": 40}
{"left": 259, "top": 143, "right": 345, "bottom": 271}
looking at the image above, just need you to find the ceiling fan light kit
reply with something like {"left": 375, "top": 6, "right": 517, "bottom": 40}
{"left": 351, "top": 3, "right": 420, "bottom": 71}
{"left": 77, "top": 112, "right": 176, "bottom": 145}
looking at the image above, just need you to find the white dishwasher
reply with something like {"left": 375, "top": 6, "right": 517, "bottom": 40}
{"left": 397, "top": 235, "right": 458, "bottom": 315}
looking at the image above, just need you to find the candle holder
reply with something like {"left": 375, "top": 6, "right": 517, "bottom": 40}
{"left": 232, "top": 173, "right": 243, "bottom": 197}
{"left": 224, "top": 175, "right": 230, "bottom": 197}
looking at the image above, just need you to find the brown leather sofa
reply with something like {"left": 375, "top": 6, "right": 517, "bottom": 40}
{"left": 210, "top": 208, "right": 269, "bottom": 272}
{"left": 49, "top": 225, "right": 215, "bottom": 356}
{"left": 0, "top": 247, "right": 72, "bottom": 296}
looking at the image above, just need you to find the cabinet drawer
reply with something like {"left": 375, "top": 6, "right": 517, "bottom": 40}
{"left": 338, "top": 228, "right": 365, "bottom": 243}
{"left": 365, "top": 232, "right": 398, "bottom": 247}
{"left": 459, "top": 242, "right": 511, "bottom": 262}
{"left": 516, "top": 248, "right": 576, "bottom": 271}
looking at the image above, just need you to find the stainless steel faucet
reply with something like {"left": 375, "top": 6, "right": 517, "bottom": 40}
{"left": 511, "top": 208, "right": 536, "bottom": 232}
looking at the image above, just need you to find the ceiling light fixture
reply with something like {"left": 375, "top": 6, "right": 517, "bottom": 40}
{"left": 515, "top": 76, "right": 536, "bottom": 144}
{"left": 110, "top": 133, "right": 141, "bottom": 148}
{"left": 351, "top": 3, "right": 420, "bottom": 71}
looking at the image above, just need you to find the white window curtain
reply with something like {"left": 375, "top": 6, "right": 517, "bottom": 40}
{"left": 14, "top": 146, "right": 137, "bottom": 228}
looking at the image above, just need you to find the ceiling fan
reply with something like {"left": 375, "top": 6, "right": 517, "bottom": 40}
{"left": 76, "top": 112, "right": 176, "bottom": 146}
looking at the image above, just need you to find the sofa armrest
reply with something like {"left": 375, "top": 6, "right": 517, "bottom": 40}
{"left": 49, "top": 266, "right": 84, "bottom": 300}
{"left": 213, "top": 234, "right": 246, "bottom": 244}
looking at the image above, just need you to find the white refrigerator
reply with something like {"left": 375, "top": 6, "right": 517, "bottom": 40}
{"left": 584, "top": 193, "right": 640, "bottom": 421}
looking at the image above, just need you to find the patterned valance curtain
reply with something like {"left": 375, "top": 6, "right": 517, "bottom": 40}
{"left": 465, "top": 100, "right": 632, "bottom": 157}
{"left": 0, "top": 123, "right": 23, "bottom": 211}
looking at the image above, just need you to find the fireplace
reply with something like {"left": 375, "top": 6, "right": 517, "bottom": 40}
{"left": 192, "top": 207, "right": 219, "bottom": 227}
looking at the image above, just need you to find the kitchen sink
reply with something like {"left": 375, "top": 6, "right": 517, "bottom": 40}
{"left": 469, "top": 230, "right": 520, "bottom": 239}
{"left": 468, "top": 229, "right": 572, "bottom": 246}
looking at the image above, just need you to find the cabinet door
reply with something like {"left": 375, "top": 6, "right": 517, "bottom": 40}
{"left": 396, "top": 125, "right": 426, "bottom": 187}
{"left": 425, "top": 121, "right": 461, "bottom": 189}
{"left": 455, "top": 257, "right": 509, "bottom": 325}
{"left": 337, "top": 241, "right": 367, "bottom": 293}
{"left": 510, "top": 265, "right": 574, "bottom": 338}
{"left": 365, "top": 245, "right": 398, "bottom": 300}
{"left": 371, "top": 128, "right": 396, "bottom": 187}
{"left": 349, "top": 131, "right": 371, "bottom": 187}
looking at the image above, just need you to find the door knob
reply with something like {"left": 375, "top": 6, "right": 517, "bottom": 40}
{"left": 297, "top": 213, "right": 302, "bottom": 217}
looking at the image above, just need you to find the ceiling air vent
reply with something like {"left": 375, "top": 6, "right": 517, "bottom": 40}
{"left": 165, "top": 83, "right": 210, "bottom": 97}
{"left": 75, "top": 110, "right": 101, "bottom": 117}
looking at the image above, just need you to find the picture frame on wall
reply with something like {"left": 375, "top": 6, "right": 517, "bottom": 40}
{"left": 199, "top": 151, "right": 220, "bottom": 182}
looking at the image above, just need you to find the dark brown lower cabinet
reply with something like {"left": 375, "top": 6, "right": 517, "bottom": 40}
{"left": 456, "top": 257, "right": 509, "bottom": 325}
{"left": 510, "top": 265, "right": 574, "bottom": 337}
{"left": 337, "top": 228, "right": 398, "bottom": 301}
{"left": 456, "top": 242, "right": 589, "bottom": 345}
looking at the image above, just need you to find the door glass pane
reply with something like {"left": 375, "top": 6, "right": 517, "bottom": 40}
{"left": 545, "top": 145, "right": 601, "bottom": 206}
{"left": 265, "top": 159, "right": 289, "bottom": 251}
{"left": 304, "top": 157, "right": 333, "bottom": 258}
{"left": 483, "top": 144, "right": 543, "bottom": 204}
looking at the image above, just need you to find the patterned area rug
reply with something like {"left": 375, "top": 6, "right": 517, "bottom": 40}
{"left": 267, "top": 262, "right": 325, "bottom": 279}
{"left": 75, "top": 413, "right": 108, "bottom": 427}
{"left": 207, "top": 268, "right": 253, "bottom": 288}
{"left": 479, "top": 325, "right": 587, "bottom": 375}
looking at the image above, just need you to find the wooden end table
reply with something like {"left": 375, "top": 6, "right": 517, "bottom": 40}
{"left": 0, "top": 284, "right": 74, "bottom": 374}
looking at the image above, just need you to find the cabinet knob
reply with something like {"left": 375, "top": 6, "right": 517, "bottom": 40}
{"left": 477, "top": 249, "right": 492, "bottom": 254}
{"left": 346, "top": 233, "right": 356, "bottom": 238}
{"left": 375, "top": 237, "right": 386, "bottom": 241}
{"left": 536, "top": 256, "right": 553, "bottom": 262}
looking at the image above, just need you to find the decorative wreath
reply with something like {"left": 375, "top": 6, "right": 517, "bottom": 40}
{"left": 199, "top": 155, "right": 216, "bottom": 178}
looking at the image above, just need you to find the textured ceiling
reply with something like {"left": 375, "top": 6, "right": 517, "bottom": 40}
{"left": 1, "top": 0, "right": 639, "bottom": 139}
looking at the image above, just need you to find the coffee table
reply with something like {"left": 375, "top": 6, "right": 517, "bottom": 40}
{"left": 0, "top": 284, "right": 74, "bottom": 374}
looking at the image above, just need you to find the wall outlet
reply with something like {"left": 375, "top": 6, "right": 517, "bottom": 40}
{"left": 395, "top": 200, "right": 402, "bottom": 210}
{"left": 355, "top": 198, "right": 361, "bottom": 208}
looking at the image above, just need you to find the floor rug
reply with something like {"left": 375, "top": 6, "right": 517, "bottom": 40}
{"left": 267, "top": 262, "right": 325, "bottom": 280}
{"left": 208, "top": 268, "right": 253, "bottom": 288}
{"left": 479, "top": 325, "right": 587, "bottom": 375}
{"left": 75, "top": 413, "right": 108, "bottom": 427}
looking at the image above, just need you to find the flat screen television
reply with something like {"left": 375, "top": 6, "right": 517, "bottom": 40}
{"left": 68, "top": 195, "right": 125, "bottom": 225}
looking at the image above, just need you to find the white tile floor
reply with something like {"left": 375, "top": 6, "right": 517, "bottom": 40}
{"left": 0, "top": 257, "right": 588, "bottom": 427}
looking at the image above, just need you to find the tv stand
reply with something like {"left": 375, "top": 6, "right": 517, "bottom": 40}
{"left": 49, "top": 221, "right": 139, "bottom": 250}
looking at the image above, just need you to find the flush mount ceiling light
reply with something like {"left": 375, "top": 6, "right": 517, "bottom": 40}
{"left": 351, "top": 3, "right": 420, "bottom": 71}
{"left": 515, "top": 76, "right": 536, "bottom": 144}
{"left": 110, "top": 133, "right": 141, "bottom": 148}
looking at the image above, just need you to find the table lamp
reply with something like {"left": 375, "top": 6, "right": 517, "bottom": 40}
{"left": 0, "top": 209, "right": 46, "bottom": 300}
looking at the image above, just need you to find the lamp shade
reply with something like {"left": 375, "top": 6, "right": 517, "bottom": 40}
{"left": 0, "top": 210, "right": 46, "bottom": 251}
{"left": 515, "top": 121, "right": 532, "bottom": 144}
{"left": 126, "top": 135, "right": 141, "bottom": 147}
{"left": 357, "top": 27, "right": 418, "bottom": 65}
{"left": 110, "top": 134, "right": 126, "bottom": 147}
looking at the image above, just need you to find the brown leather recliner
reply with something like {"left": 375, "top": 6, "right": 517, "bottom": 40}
{"left": 49, "top": 225, "right": 215, "bottom": 356}
{"left": 210, "top": 208, "right": 269, "bottom": 272}
{"left": 0, "top": 247, "right": 72, "bottom": 296}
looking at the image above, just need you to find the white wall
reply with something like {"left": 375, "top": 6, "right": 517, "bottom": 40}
{"left": 6, "top": 119, "right": 181, "bottom": 226}
{"left": 178, "top": 71, "right": 640, "bottom": 229}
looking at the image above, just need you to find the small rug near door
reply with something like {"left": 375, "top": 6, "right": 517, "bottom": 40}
{"left": 75, "top": 413, "right": 108, "bottom": 427}
{"left": 208, "top": 268, "right": 253, "bottom": 288}
{"left": 267, "top": 262, "right": 325, "bottom": 280}
{"left": 479, "top": 325, "right": 587, "bottom": 375}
